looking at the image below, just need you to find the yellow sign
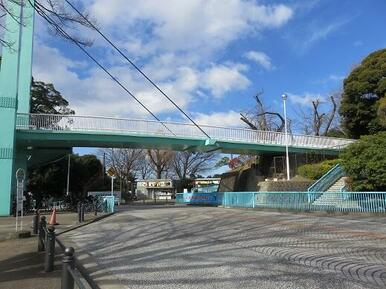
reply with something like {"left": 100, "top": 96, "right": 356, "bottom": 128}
{"left": 107, "top": 167, "right": 116, "bottom": 177}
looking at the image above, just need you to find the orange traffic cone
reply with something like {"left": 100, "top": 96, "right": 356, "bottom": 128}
{"left": 48, "top": 208, "right": 59, "bottom": 225}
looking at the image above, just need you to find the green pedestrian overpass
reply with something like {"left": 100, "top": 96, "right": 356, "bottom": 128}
{"left": 15, "top": 113, "right": 354, "bottom": 155}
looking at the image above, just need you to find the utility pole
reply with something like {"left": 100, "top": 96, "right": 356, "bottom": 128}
{"left": 282, "top": 94, "right": 290, "bottom": 181}
{"left": 102, "top": 152, "right": 106, "bottom": 185}
{"left": 66, "top": 154, "right": 71, "bottom": 196}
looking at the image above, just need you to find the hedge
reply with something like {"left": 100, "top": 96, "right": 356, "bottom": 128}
{"left": 297, "top": 159, "right": 340, "bottom": 180}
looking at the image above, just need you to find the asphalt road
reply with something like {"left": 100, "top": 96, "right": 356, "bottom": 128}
{"left": 64, "top": 206, "right": 386, "bottom": 289}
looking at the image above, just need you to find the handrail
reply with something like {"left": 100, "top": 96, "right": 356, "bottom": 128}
{"left": 307, "top": 164, "right": 344, "bottom": 192}
{"left": 15, "top": 113, "right": 355, "bottom": 151}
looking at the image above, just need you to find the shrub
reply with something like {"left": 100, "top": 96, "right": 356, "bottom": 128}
{"left": 297, "top": 159, "right": 340, "bottom": 180}
{"left": 341, "top": 132, "right": 386, "bottom": 191}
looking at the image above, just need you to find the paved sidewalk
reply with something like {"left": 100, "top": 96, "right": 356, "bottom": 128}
{"left": 0, "top": 211, "right": 112, "bottom": 289}
{"left": 0, "top": 211, "right": 102, "bottom": 241}
{"left": 0, "top": 236, "right": 61, "bottom": 289}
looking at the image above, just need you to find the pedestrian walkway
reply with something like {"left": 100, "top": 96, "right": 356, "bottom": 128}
{"left": 0, "top": 211, "right": 111, "bottom": 289}
{"left": 0, "top": 236, "right": 61, "bottom": 289}
{"left": 0, "top": 211, "right": 101, "bottom": 241}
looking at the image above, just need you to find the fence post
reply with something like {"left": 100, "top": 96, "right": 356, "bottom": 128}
{"left": 32, "top": 210, "right": 40, "bottom": 235}
{"left": 44, "top": 225, "right": 56, "bottom": 272}
{"left": 94, "top": 200, "right": 97, "bottom": 216}
{"left": 61, "top": 247, "right": 75, "bottom": 289}
{"left": 77, "top": 202, "right": 82, "bottom": 223}
{"left": 81, "top": 202, "right": 85, "bottom": 222}
{"left": 38, "top": 215, "right": 46, "bottom": 252}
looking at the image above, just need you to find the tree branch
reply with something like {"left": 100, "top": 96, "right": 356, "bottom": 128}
{"left": 323, "top": 95, "right": 337, "bottom": 135}
{"left": 240, "top": 113, "right": 258, "bottom": 130}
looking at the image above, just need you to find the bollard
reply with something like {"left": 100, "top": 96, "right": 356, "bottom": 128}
{"left": 44, "top": 225, "right": 56, "bottom": 272}
{"left": 77, "top": 202, "right": 82, "bottom": 223}
{"left": 94, "top": 201, "right": 98, "bottom": 216}
{"left": 32, "top": 210, "right": 40, "bottom": 235}
{"left": 81, "top": 202, "right": 85, "bottom": 222}
{"left": 61, "top": 247, "right": 75, "bottom": 289}
{"left": 38, "top": 215, "right": 46, "bottom": 252}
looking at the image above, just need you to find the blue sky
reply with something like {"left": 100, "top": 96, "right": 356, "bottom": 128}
{"left": 31, "top": 0, "right": 386, "bottom": 157}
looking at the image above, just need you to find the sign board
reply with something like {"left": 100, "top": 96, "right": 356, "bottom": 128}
{"left": 15, "top": 169, "right": 25, "bottom": 213}
{"left": 106, "top": 167, "right": 116, "bottom": 178}
{"left": 182, "top": 192, "right": 217, "bottom": 205}
{"left": 15, "top": 168, "right": 25, "bottom": 231}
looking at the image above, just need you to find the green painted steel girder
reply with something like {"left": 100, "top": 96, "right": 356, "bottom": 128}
{"left": 16, "top": 130, "right": 341, "bottom": 156}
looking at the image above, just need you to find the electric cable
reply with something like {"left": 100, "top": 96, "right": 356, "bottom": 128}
{"left": 64, "top": 0, "right": 210, "bottom": 139}
{"left": 32, "top": 1, "right": 175, "bottom": 136}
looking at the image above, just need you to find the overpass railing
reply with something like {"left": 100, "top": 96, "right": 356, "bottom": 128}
{"left": 16, "top": 113, "right": 355, "bottom": 150}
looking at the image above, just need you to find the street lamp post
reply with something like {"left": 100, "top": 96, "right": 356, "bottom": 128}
{"left": 282, "top": 94, "right": 290, "bottom": 181}
{"left": 66, "top": 154, "right": 71, "bottom": 196}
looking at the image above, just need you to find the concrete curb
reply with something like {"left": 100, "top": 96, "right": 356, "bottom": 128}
{"left": 57, "top": 212, "right": 115, "bottom": 236}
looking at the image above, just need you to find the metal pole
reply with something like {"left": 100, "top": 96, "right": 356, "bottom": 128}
{"left": 111, "top": 176, "right": 114, "bottom": 196}
{"left": 103, "top": 152, "right": 106, "bottom": 185}
{"left": 61, "top": 247, "right": 75, "bottom": 289}
{"left": 282, "top": 94, "right": 290, "bottom": 181}
{"left": 81, "top": 203, "right": 85, "bottom": 222}
{"left": 20, "top": 179, "right": 24, "bottom": 230}
{"left": 32, "top": 210, "right": 39, "bottom": 234}
{"left": 38, "top": 215, "right": 46, "bottom": 252}
{"left": 44, "top": 225, "right": 55, "bottom": 272}
{"left": 77, "top": 202, "right": 81, "bottom": 223}
{"left": 66, "top": 154, "right": 71, "bottom": 196}
{"left": 94, "top": 200, "right": 98, "bottom": 216}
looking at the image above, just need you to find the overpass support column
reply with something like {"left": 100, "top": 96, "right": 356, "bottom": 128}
{"left": 0, "top": 1, "right": 35, "bottom": 216}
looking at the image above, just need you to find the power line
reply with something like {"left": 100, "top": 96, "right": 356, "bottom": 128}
{"left": 64, "top": 0, "right": 211, "bottom": 139}
{"left": 32, "top": 2, "right": 175, "bottom": 136}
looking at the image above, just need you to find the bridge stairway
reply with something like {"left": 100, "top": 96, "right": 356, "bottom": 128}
{"left": 312, "top": 177, "right": 360, "bottom": 210}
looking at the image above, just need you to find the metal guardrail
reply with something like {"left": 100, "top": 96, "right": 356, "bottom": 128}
{"left": 16, "top": 113, "right": 355, "bottom": 150}
{"left": 37, "top": 215, "right": 100, "bottom": 289}
{"left": 307, "top": 164, "right": 344, "bottom": 192}
{"left": 177, "top": 192, "right": 386, "bottom": 213}
{"left": 307, "top": 164, "right": 345, "bottom": 202}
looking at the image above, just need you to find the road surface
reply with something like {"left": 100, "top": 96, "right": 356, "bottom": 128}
{"left": 64, "top": 206, "right": 386, "bottom": 289}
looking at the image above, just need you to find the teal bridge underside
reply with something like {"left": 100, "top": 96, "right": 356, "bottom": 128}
{"left": 16, "top": 113, "right": 354, "bottom": 155}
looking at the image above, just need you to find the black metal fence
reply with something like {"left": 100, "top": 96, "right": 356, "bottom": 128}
{"left": 37, "top": 214, "right": 100, "bottom": 289}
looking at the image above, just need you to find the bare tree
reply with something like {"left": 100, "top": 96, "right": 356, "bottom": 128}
{"left": 99, "top": 148, "right": 143, "bottom": 181}
{"left": 295, "top": 93, "right": 340, "bottom": 136}
{"left": 0, "top": 0, "right": 95, "bottom": 49}
{"left": 137, "top": 150, "right": 152, "bottom": 179}
{"left": 240, "top": 90, "right": 286, "bottom": 132}
{"left": 147, "top": 149, "right": 173, "bottom": 179}
{"left": 171, "top": 151, "right": 217, "bottom": 180}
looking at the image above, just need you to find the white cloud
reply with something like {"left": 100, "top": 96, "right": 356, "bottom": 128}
{"left": 245, "top": 51, "right": 274, "bottom": 70}
{"left": 32, "top": 42, "right": 198, "bottom": 118}
{"left": 89, "top": 0, "right": 293, "bottom": 57}
{"left": 194, "top": 110, "right": 243, "bottom": 127}
{"left": 287, "top": 92, "right": 325, "bottom": 107}
{"left": 32, "top": 1, "right": 294, "bottom": 118}
{"left": 312, "top": 74, "right": 344, "bottom": 85}
{"left": 354, "top": 40, "right": 363, "bottom": 47}
{"left": 201, "top": 63, "right": 250, "bottom": 98}
{"left": 301, "top": 18, "right": 351, "bottom": 51}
